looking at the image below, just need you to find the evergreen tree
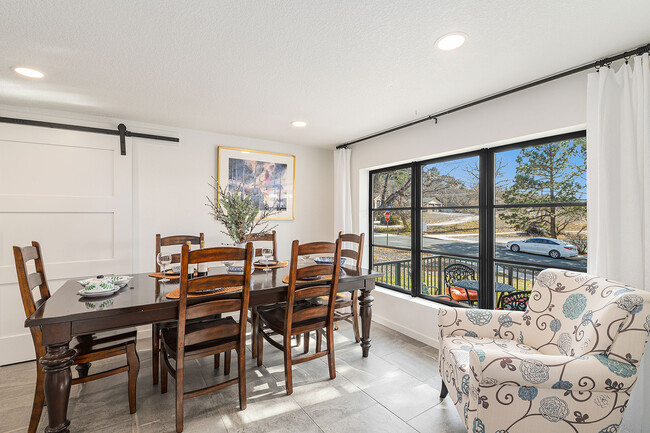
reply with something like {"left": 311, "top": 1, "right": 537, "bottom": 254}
{"left": 499, "top": 138, "right": 586, "bottom": 238}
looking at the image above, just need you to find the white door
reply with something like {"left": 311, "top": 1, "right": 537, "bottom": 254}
{"left": 0, "top": 123, "right": 132, "bottom": 365}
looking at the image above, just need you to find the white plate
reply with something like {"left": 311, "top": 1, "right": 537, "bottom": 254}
{"left": 78, "top": 286, "right": 121, "bottom": 298}
{"left": 77, "top": 279, "right": 120, "bottom": 297}
{"left": 107, "top": 275, "right": 132, "bottom": 287}
{"left": 79, "top": 276, "right": 132, "bottom": 288}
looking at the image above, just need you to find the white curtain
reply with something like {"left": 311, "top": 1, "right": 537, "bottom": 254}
{"left": 587, "top": 53, "right": 650, "bottom": 433}
{"left": 333, "top": 147, "right": 353, "bottom": 236}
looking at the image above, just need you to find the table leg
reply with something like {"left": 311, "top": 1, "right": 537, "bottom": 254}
{"left": 40, "top": 342, "right": 75, "bottom": 433}
{"left": 358, "top": 280, "right": 375, "bottom": 358}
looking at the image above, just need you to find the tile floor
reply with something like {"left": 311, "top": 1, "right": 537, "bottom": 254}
{"left": 0, "top": 321, "right": 466, "bottom": 433}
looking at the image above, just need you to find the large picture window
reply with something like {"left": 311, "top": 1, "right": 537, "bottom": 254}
{"left": 369, "top": 131, "right": 587, "bottom": 309}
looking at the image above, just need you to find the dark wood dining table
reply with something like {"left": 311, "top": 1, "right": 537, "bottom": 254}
{"left": 25, "top": 264, "right": 381, "bottom": 433}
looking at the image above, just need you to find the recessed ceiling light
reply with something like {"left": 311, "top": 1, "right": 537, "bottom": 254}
{"left": 291, "top": 121, "right": 307, "bottom": 128}
{"left": 436, "top": 33, "right": 466, "bottom": 51}
{"left": 13, "top": 67, "right": 45, "bottom": 78}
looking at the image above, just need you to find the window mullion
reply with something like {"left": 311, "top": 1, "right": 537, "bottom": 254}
{"left": 479, "top": 149, "right": 495, "bottom": 309}
{"left": 412, "top": 162, "right": 421, "bottom": 298}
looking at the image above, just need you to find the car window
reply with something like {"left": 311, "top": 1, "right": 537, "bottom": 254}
{"left": 528, "top": 238, "right": 541, "bottom": 243}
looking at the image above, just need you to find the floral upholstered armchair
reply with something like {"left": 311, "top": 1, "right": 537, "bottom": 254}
{"left": 438, "top": 269, "right": 650, "bottom": 433}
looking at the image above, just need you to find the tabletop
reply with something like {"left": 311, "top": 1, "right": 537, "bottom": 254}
{"left": 453, "top": 279, "right": 515, "bottom": 293}
{"left": 26, "top": 264, "right": 381, "bottom": 328}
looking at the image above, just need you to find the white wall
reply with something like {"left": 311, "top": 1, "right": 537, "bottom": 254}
{"left": 131, "top": 127, "right": 334, "bottom": 273}
{"left": 0, "top": 104, "right": 333, "bottom": 365}
{"left": 351, "top": 71, "right": 589, "bottom": 347}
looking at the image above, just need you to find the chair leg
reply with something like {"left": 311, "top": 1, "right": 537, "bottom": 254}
{"left": 440, "top": 380, "right": 448, "bottom": 399}
{"left": 214, "top": 353, "right": 220, "bottom": 369}
{"left": 303, "top": 332, "right": 310, "bottom": 354}
{"left": 326, "top": 326, "right": 336, "bottom": 380}
{"left": 160, "top": 347, "right": 168, "bottom": 394}
{"left": 27, "top": 361, "right": 45, "bottom": 433}
{"left": 175, "top": 358, "right": 184, "bottom": 433}
{"left": 75, "top": 362, "right": 91, "bottom": 379}
{"left": 283, "top": 335, "right": 293, "bottom": 395}
{"left": 224, "top": 350, "right": 231, "bottom": 375}
{"left": 295, "top": 333, "right": 301, "bottom": 346}
{"left": 126, "top": 342, "right": 140, "bottom": 414}
{"left": 237, "top": 348, "right": 247, "bottom": 410}
{"left": 152, "top": 324, "right": 159, "bottom": 385}
{"left": 352, "top": 291, "right": 361, "bottom": 343}
{"left": 257, "top": 324, "right": 264, "bottom": 367}
{"left": 251, "top": 308, "right": 258, "bottom": 359}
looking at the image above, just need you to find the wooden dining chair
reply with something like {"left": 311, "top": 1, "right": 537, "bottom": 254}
{"left": 13, "top": 242, "right": 139, "bottom": 433}
{"left": 245, "top": 230, "right": 277, "bottom": 261}
{"left": 160, "top": 243, "right": 253, "bottom": 433}
{"left": 244, "top": 231, "right": 279, "bottom": 358}
{"left": 256, "top": 239, "right": 342, "bottom": 395}
{"left": 152, "top": 233, "right": 204, "bottom": 386}
{"left": 333, "top": 232, "right": 364, "bottom": 342}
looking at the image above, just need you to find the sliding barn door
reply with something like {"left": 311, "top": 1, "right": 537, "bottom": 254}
{"left": 0, "top": 123, "right": 132, "bottom": 364}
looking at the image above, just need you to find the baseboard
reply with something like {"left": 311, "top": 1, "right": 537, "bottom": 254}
{"left": 373, "top": 314, "right": 439, "bottom": 349}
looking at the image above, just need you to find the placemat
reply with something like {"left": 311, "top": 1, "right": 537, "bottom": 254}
{"left": 165, "top": 286, "right": 242, "bottom": 299}
{"left": 254, "top": 260, "right": 288, "bottom": 270}
{"left": 149, "top": 271, "right": 180, "bottom": 279}
{"left": 282, "top": 274, "right": 331, "bottom": 284}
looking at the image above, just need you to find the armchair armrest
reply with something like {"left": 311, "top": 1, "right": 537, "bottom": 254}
{"left": 438, "top": 306, "right": 524, "bottom": 341}
{"left": 469, "top": 347, "right": 638, "bottom": 393}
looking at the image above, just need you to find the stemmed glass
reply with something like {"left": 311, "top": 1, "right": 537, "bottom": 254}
{"left": 262, "top": 247, "right": 273, "bottom": 272}
{"left": 157, "top": 252, "right": 172, "bottom": 283}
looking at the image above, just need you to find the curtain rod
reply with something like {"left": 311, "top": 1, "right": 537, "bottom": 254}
{"left": 336, "top": 42, "right": 650, "bottom": 149}
{"left": 0, "top": 116, "right": 179, "bottom": 155}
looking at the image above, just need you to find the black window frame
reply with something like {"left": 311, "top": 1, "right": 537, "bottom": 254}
{"left": 369, "top": 130, "right": 587, "bottom": 309}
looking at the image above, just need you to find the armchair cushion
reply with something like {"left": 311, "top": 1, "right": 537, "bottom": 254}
{"left": 469, "top": 345, "right": 637, "bottom": 393}
{"left": 439, "top": 306, "right": 524, "bottom": 340}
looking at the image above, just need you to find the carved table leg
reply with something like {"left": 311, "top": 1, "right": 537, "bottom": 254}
{"left": 40, "top": 343, "right": 75, "bottom": 433}
{"left": 358, "top": 280, "right": 375, "bottom": 358}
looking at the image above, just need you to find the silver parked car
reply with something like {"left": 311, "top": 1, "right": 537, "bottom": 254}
{"left": 506, "top": 237, "right": 578, "bottom": 259}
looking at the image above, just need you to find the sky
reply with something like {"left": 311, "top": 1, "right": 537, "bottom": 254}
{"left": 421, "top": 138, "right": 586, "bottom": 200}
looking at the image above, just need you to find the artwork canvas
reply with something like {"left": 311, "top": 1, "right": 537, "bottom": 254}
{"left": 218, "top": 147, "right": 295, "bottom": 220}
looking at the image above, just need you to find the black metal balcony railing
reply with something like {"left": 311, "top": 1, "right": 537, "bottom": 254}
{"left": 373, "top": 254, "right": 545, "bottom": 297}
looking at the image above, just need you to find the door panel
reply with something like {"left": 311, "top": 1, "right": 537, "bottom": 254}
{"left": 0, "top": 123, "right": 132, "bottom": 364}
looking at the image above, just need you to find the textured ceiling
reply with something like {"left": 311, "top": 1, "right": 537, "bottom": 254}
{"left": 1, "top": 1, "right": 649, "bottom": 147}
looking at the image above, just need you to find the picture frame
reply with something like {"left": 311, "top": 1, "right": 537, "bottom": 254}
{"left": 217, "top": 146, "right": 295, "bottom": 220}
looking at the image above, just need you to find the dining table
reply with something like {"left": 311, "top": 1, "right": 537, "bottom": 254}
{"left": 25, "top": 264, "right": 381, "bottom": 433}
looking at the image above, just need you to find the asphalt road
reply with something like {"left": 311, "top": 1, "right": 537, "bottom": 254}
{"left": 373, "top": 233, "right": 587, "bottom": 271}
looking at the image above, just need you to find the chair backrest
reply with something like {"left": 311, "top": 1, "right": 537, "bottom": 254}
{"left": 176, "top": 243, "right": 253, "bottom": 351}
{"left": 13, "top": 241, "right": 50, "bottom": 360}
{"left": 444, "top": 263, "right": 475, "bottom": 287}
{"left": 338, "top": 231, "right": 364, "bottom": 270}
{"left": 285, "top": 240, "right": 342, "bottom": 334}
{"left": 244, "top": 231, "right": 277, "bottom": 260}
{"left": 13, "top": 241, "right": 51, "bottom": 319}
{"left": 155, "top": 233, "right": 204, "bottom": 271}
{"left": 522, "top": 269, "right": 650, "bottom": 366}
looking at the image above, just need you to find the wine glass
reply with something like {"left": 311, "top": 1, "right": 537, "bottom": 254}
{"left": 262, "top": 247, "right": 273, "bottom": 272}
{"left": 157, "top": 252, "right": 172, "bottom": 282}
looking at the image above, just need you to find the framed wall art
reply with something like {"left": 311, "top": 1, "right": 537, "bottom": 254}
{"left": 217, "top": 146, "right": 295, "bottom": 220}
